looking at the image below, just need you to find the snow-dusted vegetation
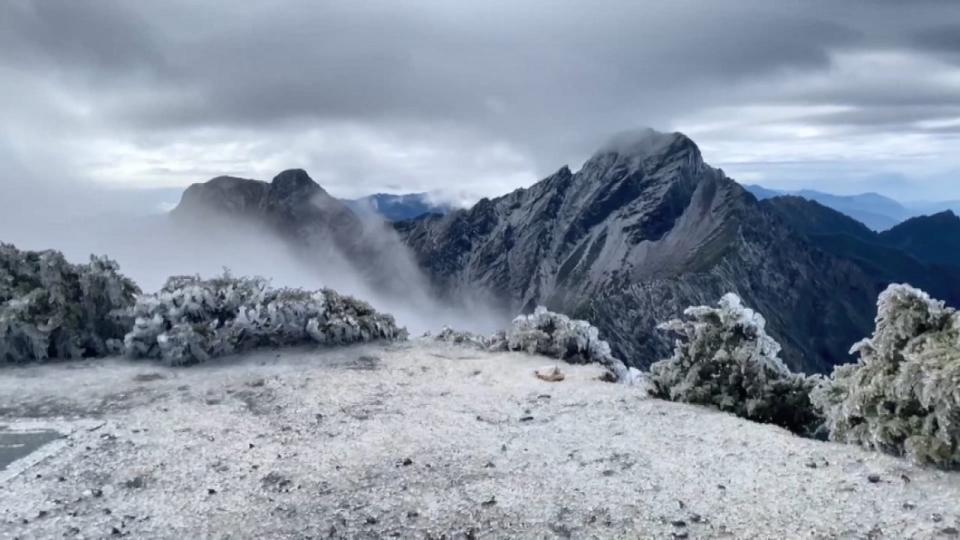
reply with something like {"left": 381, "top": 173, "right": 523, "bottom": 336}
{"left": 434, "top": 306, "right": 633, "bottom": 382}
{"left": 504, "top": 307, "right": 631, "bottom": 380}
{"left": 0, "top": 243, "right": 139, "bottom": 364}
{"left": 124, "top": 273, "right": 406, "bottom": 366}
{"left": 811, "top": 284, "right": 960, "bottom": 469}
{"left": 650, "top": 293, "right": 822, "bottom": 434}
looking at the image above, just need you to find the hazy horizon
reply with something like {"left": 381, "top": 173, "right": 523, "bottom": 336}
{"left": 3, "top": 1, "right": 960, "bottom": 216}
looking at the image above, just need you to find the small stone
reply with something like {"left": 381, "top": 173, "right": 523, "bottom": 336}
{"left": 92, "top": 488, "right": 103, "bottom": 497}
{"left": 534, "top": 365, "right": 565, "bottom": 382}
{"left": 932, "top": 513, "right": 944, "bottom": 523}
{"left": 111, "top": 527, "right": 123, "bottom": 536}
{"left": 37, "top": 510, "right": 48, "bottom": 518}
{"left": 671, "top": 520, "right": 687, "bottom": 527}
{"left": 124, "top": 477, "right": 145, "bottom": 489}
{"left": 208, "top": 488, "right": 217, "bottom": 495}
{"left": 401, "top": 458, "right": 413, "bottom": 467}
{"left": 941, "top": 527, "right": 959, "bottom": 536}
{"left": 481, "top": 496, "right": 497, "bottom": 507}
{"left": 902, "top": 502, "right": 916, "bottom": 510}
{"left": 717, "top": 484, "right": 726, "bottom": 490}
{"left": 867, "top": 474, "right": 881, "bottom": 483}
{"left": 519, "top": 416, "right": 534, "bottom": 422}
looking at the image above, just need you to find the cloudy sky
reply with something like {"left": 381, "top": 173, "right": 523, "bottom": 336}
{"left": 3, "top": 0, "right": 960, "bottom": 212}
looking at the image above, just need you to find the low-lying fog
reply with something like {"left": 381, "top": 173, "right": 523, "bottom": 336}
{"left": 0, "top": 185, "right": 508, "bottom": 336}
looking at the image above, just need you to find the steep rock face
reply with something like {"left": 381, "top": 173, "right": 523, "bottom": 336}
{"left": 398, "top": 130, "right": 877, "bottom": 372}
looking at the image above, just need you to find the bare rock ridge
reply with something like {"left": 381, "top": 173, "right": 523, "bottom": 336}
{"left": 396, "top": 129, "right": 879, "bottom": 373}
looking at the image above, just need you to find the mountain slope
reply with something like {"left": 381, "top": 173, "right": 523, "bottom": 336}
{"left": 880, "top": 210, "right": 960, "bottom": 268}
{"left": 398, "top": 130, "right": 878, "bottom": 372}
{"left": 761, "top": 197, "right": 960, "bottom": 307}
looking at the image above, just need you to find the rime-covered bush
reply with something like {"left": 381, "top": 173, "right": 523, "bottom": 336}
{"left": 504, "top": 307, "right": 630, "bottom": 380}
{"left": 434, "top": 326, "right": 498, "bottom": 349}
{"left": 432, "top": 306, "right": 632, "bottom": 381}
{"left": 0, "top": 243, "right": 139, "bottom": 364}
{"left": 811, "top": 284, "right": 960, "bottom": 468}
{"left": 650, "top": 293, "right": 822, "bottom": 434}
{"left": 124, "top": 273, "right": 406, "bottom": 366}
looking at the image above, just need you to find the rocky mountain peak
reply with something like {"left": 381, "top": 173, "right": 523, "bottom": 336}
{"left": 586, "top": 128, "right": 702, "bottom": 172}
{"left": 172, "top": 175, "right": 267, "bottom": 218}
{"left": 268, "top": 169, "right": 325, "bottom": 200}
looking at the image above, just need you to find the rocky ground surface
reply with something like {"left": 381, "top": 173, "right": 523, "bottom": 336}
{"left": 0, "top": 341, "right": 958, "bottom": 539}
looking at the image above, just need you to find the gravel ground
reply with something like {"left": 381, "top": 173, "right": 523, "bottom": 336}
{"left": 0, "top": 341, "right": 958, "bottom": 539}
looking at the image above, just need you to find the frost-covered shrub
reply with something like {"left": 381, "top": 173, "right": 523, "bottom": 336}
{"left": 650, "top": 293, "right": 822, "bottom": 434}
{"left": 0, "top": 243, "right": 139, "bottom": 364}
{"left": 432, "top": 306, "right": 632, "bottom": 382}
{"left": 124, "top": 273, "right": 406, "bottom": 366}
{"left": 433, "top": 326, "right": 498, "bottom": 349}
{"left": 810, "top": 284, "right": 960, "bottom": 468}
{"left": 503, "top": 306, "right": 630, "bottom": 381}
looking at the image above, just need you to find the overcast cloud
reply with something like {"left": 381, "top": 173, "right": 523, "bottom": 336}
{"left": 3, "top": 0, "right": 960, "bottom": 211}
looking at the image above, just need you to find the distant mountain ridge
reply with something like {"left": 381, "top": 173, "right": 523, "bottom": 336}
{"left": 344, "top": 193, "right": 454, "bottom": 221}
{"left": 745, "top": 185, "right": 911, "bottom": 231}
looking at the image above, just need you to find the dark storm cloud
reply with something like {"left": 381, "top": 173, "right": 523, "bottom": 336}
{"left": 2, "top": 0, "right": 960, "bottom": 200}
{"left": 0, "top": 1, "right": 163, "bottom": 75}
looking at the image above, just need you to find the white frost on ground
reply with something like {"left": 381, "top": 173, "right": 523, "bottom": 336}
{"left": 0, "top": 341, "right": 958, "bottom": 538}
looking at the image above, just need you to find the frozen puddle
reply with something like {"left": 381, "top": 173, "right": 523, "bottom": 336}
{"left": 0, "top": 421, "right": 100, "bottom": 484}
{"left": 0, "top": 428, "right": 62, "bottom": 471}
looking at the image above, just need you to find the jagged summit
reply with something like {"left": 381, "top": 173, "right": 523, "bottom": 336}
{"left": 593, "top": 128, "right": 692, "bottom": 159}
{"left": 268, "top": 168, "right": 325, "bottom": 199}
{"left": 585, "top": 128, "right": 703, "bottom": 175}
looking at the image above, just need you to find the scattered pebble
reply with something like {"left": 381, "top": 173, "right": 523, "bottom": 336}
{"left": 534, "top": 365, "right": 565, "bottom": 382}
